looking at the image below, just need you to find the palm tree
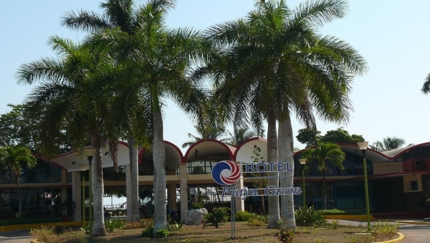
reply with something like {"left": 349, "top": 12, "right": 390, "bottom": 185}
{"left": 61, "top": 0, "right": 156, "bottom": 222}
{"left": 371, "top": 137, "right": 406, "bottom": 152}
{"left": 182, "top": 125, "right": 227, "bottom": 149}
{"left": 0, "top": 146, "right": 37, "bottom": 218}
{"left": 225, "top": 127, "right": 257, "bottom": 147}
{"left": 422, "top": 73, "right": 430, "bottom": 94}
{"left": 84, "top": 0, "right": 210, "bottom": 234}
{"left": 16, "top": 36, "right": 117, "bottom": 236}
{"left": 301, "top": 142, "right": 345, "bottom": 209}
{"left": 204, "top": 0, "right": 366, "bottom": 228}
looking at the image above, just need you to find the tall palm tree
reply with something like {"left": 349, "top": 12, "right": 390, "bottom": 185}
{"left": 0, "top": 146, "right": 37, "bottom": 218}
{"left": 301, "top": 142, "right": 345, "bottom": 209}
{"left": 182, "top": 124, "right": 227, "bottom": 149}
{"left": 225, "top": 127, "right": 257, "bottom": 147}
{"left": 85, "top": 0, "right": 210, "bottom": 234}
{"left": 422, "top": 73, "right": 430, "bottom": 94}
{"left": 371, "top": 137, "right": 406, "bottom": 152}
{"left": 204, "top": 0, "right": 366, "bottom": 228}
{"left": 61, "top": 0, "right": 156, "bottom": 222}
{"left": 16, "top": 36, "right": 117, "bottom": 236}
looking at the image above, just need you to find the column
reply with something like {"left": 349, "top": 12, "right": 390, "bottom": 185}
{"left": 234, "top": 176, "right": 245, "bottom": 212}
{"left": 126, "top": 165, "right": 132, "bottom": 221}
{"left": 71, "top": 171, "right": 82, "bottom": 221}
{"left": 179, "top": 163, "right": 188, "bottom": 222}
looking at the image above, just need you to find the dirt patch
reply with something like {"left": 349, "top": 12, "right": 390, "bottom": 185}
{"left": 60, "top": 222, "right": 398, "bottom": 243}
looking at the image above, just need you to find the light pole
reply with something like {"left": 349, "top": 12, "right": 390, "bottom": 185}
{"left": 299, "top": 158, "right": 307, "bottom": 208}
{"left": 80, "top": 165, "right": 87, "bottom": 226}
{"left": 357, "top": 141, "right": 371, "bottom": 232}
{"left": 84, "top": 147, "right": 96, "bottom": 237}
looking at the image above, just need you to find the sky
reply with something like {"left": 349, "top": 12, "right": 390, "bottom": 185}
{"left": 1, "top": 0, "right": 430, "bottom": 156}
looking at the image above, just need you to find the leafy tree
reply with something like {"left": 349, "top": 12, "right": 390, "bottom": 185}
{"left": 0, "top": 146, "right": 37, "bottom": 218}
{"left": 297, "top": 127, "right": 365, "bottom": 146}
{"left": 371, "top": 137, "right": 406, "bottom": 152}
{"left": 204, "top": 0, "right": 366, "bottom": 228}
{"left": 182, "top": 125, "right": 227, "bottom": 149}
{"left": 301, "top": 142, "right": 345, "bottom": 209}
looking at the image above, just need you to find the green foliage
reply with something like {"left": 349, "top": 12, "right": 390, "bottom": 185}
{"left": 295, "top": 207, "right": 326, "bottom": 227}
{"left": 105, "top": 219, "right": 126, "bottom": 233}
{"left": 141, "top": 227, "right": 154, "bottom": 237}
{"left": 247, "top": 213, "right": 268, "bottom": 226}
{"left": 318, "top": 209, "right": 346, "bottom": 215}
{"left": 328, "top": 219, "right": 339, "bottom": 229}
{"left": 235, "top": 210, "right": 252, "bottom": 221}
{"left": 371, "top": 221, "right": 399, "bottom": 237}
{"left": 30, "top": 225, "right": 85, "bottom": 243}
{"left": 155, "top": 228, "right": 169, "bottom": 238}
{"left": 140, "top": 218, "right": 154, "bottom": 228}
{"left": 168, "top": 221, "right": 182, "bottom": 231}
{"left": 203, "top": 207, "right": 229, "bottom": 228}
{"left": 277, "top": 218, "right": 294, "bottom": 243}
{"left": 80, "top": 223, "right": 91, "bottom": 235}
{"left": 192, "top": 202, "right": 204, "bottom": 209}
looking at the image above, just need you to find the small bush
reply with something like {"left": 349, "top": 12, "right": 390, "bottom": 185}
{"left": 278, "top": 218, "right": 294, "bottom": 243}
{"left": 141, "top": 218, "right": 154, "bottom": 228}
{"left": 105, "top": 219, "right": 126, "bottom": 233}
{"left": 53, "top": 224, "right": 65, "bottom": 235}
{"left": 318, "top": 209, "right": 346, "bottom": 215}
{"left": 328, "top": 219, "right": 339, "bottom": 229}
{"left": 30, "top": 226, "right": 86, "bottom": 243}
{"left": 372, "top": 221, "right": 399, "bottom": 238}
{"left": 204, "top": 207, "right": 229, "bottom": 228}
{"left": 235, "top": 211, "right": 252, "bottom": 221}
{"left": 247, "top": 213, "right": 268, "bottom": 226}
{"left": 126, "top": 221, "right": 142, "bottom": 229}
{"left": 295, "top": 206, "right": 326, "bottom": 227}
{"left": 156, "top": 228, "right": 169, "bottom": 238}
{"left": 168, "top": 221, "right": 182, "bottom": 231}
{"left": 80, "top": 223, "right": 91, "bottom": 235}
{"left": 141, "top": 227, "right": 154, "bottom": 238}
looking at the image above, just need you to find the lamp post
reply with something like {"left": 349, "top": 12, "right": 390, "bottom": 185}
{"left": 80, "top": 165, "right": 87, "bottom": 226}
{"left": 299, "top": 158, "right": 307, "bottom": 208}
{"left": 84, "top": 147, "right": 96, "bottom": 237}
{"left": 357, "top": 141, "right": 371, "bottom": 232}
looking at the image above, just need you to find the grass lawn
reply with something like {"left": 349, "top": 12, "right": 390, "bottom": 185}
{"left": 33, "top": 221, "right": 399, "bottom": 243}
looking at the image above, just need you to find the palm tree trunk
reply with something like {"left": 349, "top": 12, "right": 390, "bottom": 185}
{"left": 151, "top": 84, "right": 167, "bottom": 235}
{"left": 128, "top": 136, "right": 140, "bottom": 221}
{"left": 323, "top": 172, "right": 327, "bottom": 210}
{"left": 266, "top": 109, "right": 279, "bottom": 228}
{"left": 278, "top": 113, "right": 296, "bottom": 229}
{"left": 91, "top": 131, "right": 107, "bottom": 236}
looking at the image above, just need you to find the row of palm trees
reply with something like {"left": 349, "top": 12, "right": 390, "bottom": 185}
{"left": 15, "top": 0, "right": 366, "bottom": 235}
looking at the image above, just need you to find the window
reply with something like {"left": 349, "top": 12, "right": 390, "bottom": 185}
{"left": 411, "top": 181, "right": 418, "bottom": 191}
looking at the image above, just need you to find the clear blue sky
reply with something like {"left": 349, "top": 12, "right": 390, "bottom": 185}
{"left": 1, "top": 0, "right": 430, "bottom": 153}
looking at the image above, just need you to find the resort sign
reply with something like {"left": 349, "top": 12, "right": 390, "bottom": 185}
{"left": 211, "top": 160, "right": 302, "bottom": 200}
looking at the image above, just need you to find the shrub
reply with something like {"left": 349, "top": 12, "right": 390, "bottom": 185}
{"left": 318, "top": 209, "right": 345, "bottom": 215}
{"left": 247, "top": 213, "right": 268, "bottom": 226}
{"left": 372, "top": 221, "right": 399, "bottom": 238}
{"left": 235, "top": 210, "right": 252, "bottom": 221}
{"left": 204, "top": 207, "right": 229, "bottom": 228}
{"left": 105, "top": 219, "right": 126, "bottom": 233}
{"left": 141, "top": 218, "right": 154, "bottom": 228}
{"left": 277, "top": 218, "right": 294, "bottom": 243}
{"left": 295, "top": 206, "right": 326, "bottom": 227}
{"left": 168, "top": 221, "right": 182, "bottom": 231}
{"left": 141, "top": 227, "right": 154, "bottom": 238}
{"left": 80, "top": 223, "right": 91, "bottom": 235}
{"left": 53, "top": 224, "right": 65, "bottom": 235}
{"left": 30, "top": 226, "right": 85, "bottom": 243}
{"left": 156, "top": 228, "right": 169, "bottom": 238}
{"left": 328, "top": 219, "right": 339, "bottom": 229}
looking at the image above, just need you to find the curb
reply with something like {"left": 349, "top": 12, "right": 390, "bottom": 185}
{"left": 373, "top": 232, "right": 404, "bottom": 243}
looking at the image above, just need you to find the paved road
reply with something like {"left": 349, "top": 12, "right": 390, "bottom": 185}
{"left": 399, "top": 223, "right": 430, "bottom": 243}
{"left": 0, "top": 230, "right": 32, "bottom": 243}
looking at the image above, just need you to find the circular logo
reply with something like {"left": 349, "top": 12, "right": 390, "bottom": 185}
{"left": 211, "top": 160, "right": 241, "bottom": 186}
